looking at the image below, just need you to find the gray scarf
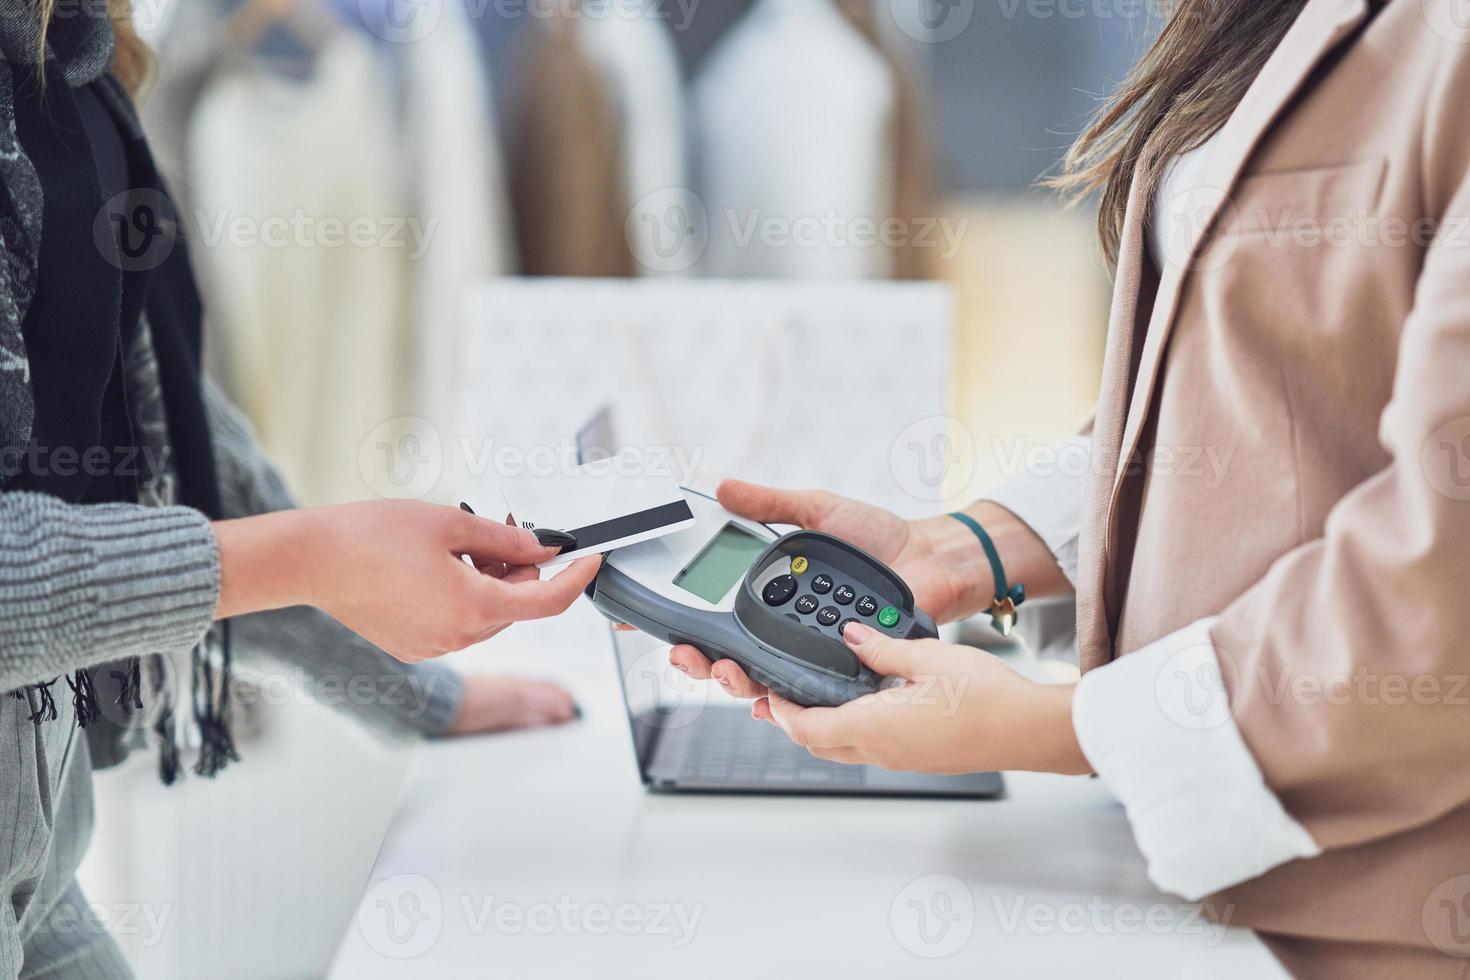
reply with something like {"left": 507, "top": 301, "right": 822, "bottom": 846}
{"left": 0, "top": 1, "right": 115, "bottom": 461}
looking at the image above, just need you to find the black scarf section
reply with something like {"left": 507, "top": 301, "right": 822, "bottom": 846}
{"left": 2, "top": 24, "right": 237, "bottom": 782}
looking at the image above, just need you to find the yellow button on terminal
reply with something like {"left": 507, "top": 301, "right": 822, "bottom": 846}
{"left": 790, "top": 556, "right": 809, "bottom": 575}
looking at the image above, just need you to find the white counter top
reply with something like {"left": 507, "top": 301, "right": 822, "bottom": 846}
{"left": 327, "top": 605, "right": 1285, "bottom": 979}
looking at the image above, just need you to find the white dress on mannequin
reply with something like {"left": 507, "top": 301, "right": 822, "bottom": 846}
{"left": 189, "top": 35, "right": 409, "bottom": 505}
{"left": 693, "top": 0, "right": 896, "bottom": 279}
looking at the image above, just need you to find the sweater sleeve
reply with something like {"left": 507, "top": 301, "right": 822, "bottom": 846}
{"left": 203, "top": 379, "right": 463, "bottom": 739}
{"left": 0, "top": 491, "right": 219, "bottom": 691}
{"left": 227, "top": 607, "right": 463, "bottom": 741}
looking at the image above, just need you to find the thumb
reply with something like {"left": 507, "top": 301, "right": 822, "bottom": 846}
{"left": 452, "top": 509, "right": 555, "bottom": 566}
{"left": 716, "top": 479, "right": 830, "bottom": 528}
{"left": 840, "top": 621, "right": 936, "bottom": 680}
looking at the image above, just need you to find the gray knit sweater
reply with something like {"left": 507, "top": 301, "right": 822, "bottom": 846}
{"left": 0, "top": 381, "right": 463, "bottom": 980}
{"left": 0, "top": 379, "right": 463, "bottom": 738}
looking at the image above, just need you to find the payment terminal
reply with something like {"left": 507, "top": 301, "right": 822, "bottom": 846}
{"left": 587, "top": 490, "right": 939, "bottom": 707}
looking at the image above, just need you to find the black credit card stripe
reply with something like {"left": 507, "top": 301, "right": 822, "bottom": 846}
{"left": 563, "top": 499, "right": 695, "bottom": 551}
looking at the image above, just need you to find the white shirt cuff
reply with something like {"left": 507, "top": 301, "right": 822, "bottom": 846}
{"left": 980, "top": 435, "right": 1090, "bottom": 586}
{"left": 1071, "top": 617, "right": 1322, "bottom": 900}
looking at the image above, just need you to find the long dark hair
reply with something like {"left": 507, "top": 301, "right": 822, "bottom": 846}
{"left": 1048, "top": 0, "right": 1310, "bottom": 266}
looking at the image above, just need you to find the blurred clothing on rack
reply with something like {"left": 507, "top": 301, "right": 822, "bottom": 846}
{"left": 509, "top": 7, "right": 632, "bottom": 277}
{"left": 835, "top": 0, "right": 933, "bottom": 280}
{"left": 399, "top": 0, "right": 518, "bottom": 433}
{"left": 693, "top": 0, "right": 928, "bottom": 279}
{"left": 578, "top": 0, "right": 687, "bottom": 276}
{"left": 141, "top": 0, "right": 514, "bottom": 503}
{"left": 508, "top": 1, "right": 685, "bottom": 277}
{"left": 189, "top": 32, "right": 409, "bottom": 506}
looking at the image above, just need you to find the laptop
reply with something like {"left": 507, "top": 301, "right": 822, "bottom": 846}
{"left": 581, "top": 409, "right": 1005, "bottom": 800}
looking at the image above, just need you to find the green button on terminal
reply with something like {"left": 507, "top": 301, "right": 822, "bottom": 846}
{"left": 877, "top": 605, "right": 900, "bottom": 628}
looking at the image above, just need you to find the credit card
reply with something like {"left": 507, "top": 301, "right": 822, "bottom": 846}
{"left": 499, "top": 451, "right": 696, "bottom": 567}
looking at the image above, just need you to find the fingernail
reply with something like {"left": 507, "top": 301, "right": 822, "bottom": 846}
{"left": 717, "top": 676, "right": 732, "bottom": 688}
{"left": 843, "top": 622, "right": 875, "bottom": 645}
{"left": 532, "top": 528, "right": 577, "bottom": 550}
{"left": 459, "top": 501, "right": 476, "bottom": 515}
{"left": 673, "top": 664, "right": 690, "bottom": 674}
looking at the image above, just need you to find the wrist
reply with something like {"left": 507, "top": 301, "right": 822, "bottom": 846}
{"left": 1017, "top": 681, "right": 1091, "bottom": 775}
{"left": 294, "top": 506, "right": 349, "bottom": 610}
{"left": 214, "top": 508, "right": 332, "bottom": 619}
{"left": 914, "top": 503, "right": 1030, "bottom": 622}
{"left": 910, "top": 514, "right": 992, "bottom": 623}
{"left": 940, "top": 501, "right": 1073, "bottom": 619}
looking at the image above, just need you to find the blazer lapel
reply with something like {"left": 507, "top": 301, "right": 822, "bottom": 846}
{"left": 1103, "top": 0, "right": 1371, "bottom": 518}
{"left": 1077, "top": 166, "right": 1152, "bottom": 671}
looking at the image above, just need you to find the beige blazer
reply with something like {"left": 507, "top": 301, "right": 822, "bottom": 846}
{"left": 1076, "top": 0, "right": 1470, "bottom": 974}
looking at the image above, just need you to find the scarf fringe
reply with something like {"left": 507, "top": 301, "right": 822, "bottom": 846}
{"left": 111, "top": 658, "right": 143, "bottom": 711}
{"left": 153, "top": 696, "right": 181, "bottom": 786}
{"left": 191, "top": 620, "right": 239, "bottom": 778}
{"left": 23, "top": 678, "right": 59, "bottom": 723}
{"left": 66, "top": 669, "right": 100, "bottom": 728}
{"left": 7, "top": 622, "right": 239, "bottom": 784}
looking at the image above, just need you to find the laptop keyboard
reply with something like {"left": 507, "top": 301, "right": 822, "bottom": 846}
{"left": 679, "top": 707, "right": 867, "bottom": 788}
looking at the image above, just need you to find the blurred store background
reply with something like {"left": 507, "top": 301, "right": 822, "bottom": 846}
{"left": 79, "top": 1, "right": 1162, "bottom": 976}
